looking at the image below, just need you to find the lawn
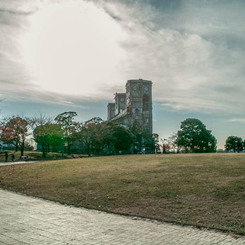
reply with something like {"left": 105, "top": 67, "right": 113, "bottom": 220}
{"left": 0, "top": 153, "right": 244, "bottom": 235}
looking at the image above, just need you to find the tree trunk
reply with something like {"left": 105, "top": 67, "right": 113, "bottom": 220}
{"left": 15, "top": 141, "right": 19, "bottom": 152}
{"left": 42, "top": 144, "right": 46, "bottom": 158}
{"left": 87, "top": 144, "right": 91, "bottom": 157}
{"left": 20, "top": 140, "right": 25, "bottom": 156}
{"left": 68, "top": 144, "right": 71, "bottom": 155}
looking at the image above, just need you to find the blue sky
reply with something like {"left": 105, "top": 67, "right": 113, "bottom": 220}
{"left": 0, "top": 0, "right": 245, "bottom": 149}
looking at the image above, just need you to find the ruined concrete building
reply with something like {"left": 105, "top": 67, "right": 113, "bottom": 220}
{"left": 107, "top": 79, "right": 153, "bottom": 135}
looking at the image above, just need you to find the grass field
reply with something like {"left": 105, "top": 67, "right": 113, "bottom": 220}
{"left": 0, "top": 153, "right": 244, "bottom": 235}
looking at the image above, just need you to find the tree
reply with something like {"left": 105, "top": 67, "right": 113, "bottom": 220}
{"left": 160, "top": 133, "right": 181, "bottom": 153}
{"left": 153, "top": 133, "right": 160, "bottom": 153}
{"left": 76, "top": 117, "right": 104, "bottom": 156}
{"left": 142, "top": 131, "right": 155, "bottom": 153}
{"left": 167, "top": 133, "right": 181, "bottom": 153}
{"left": 225, "top": 136, "right": 243, "bottom": 152}
{"left": 102, "top": 122, "right": 135, "bottom": 154}
{"left": 76, "top": 120, "right": 135, "bottom": 156}
{"left": 176, "top": 118, "right": 216, "bottom": 153}
{"left": 33, "top": 123, "right": 63, "bottom": 157}
{"left": 0, "top": 116, "right": 29, "bottom": 156}
{"left": 29, "top": 114, "right": 52, "bottom": 129}
{"left": 161, "top": 138, "right": 171, "bottom": 153}
{"left": 55, "top": 111, "right": 78, "bottom": 154}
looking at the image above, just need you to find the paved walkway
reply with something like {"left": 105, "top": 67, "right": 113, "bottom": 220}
{"left": 0, "top": 189, "right": 244, "bottom": 245}
{"left": 0, "top": 161, "right": 40, "bottom": 167}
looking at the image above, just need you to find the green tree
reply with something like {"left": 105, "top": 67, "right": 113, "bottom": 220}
{"left": 176, "top": 118, "right": 216, "bottom": 153}
{"left": 76, "top": 120, "right": 135, "bottom": 156}
{"left": 102, "top": 122, "right": 135, "bottom": 154}
{"left": 142, "top": 131, "right": 155, "bottom": 153}
{"left": 55, "top": 111, "right": 78, "bottom": 154}
{"left": 76, "top": 117, "right": 103, "bottom": 156}
{"left": 33, "top": 123, "right": 63, "bottom": 157}
{"left": 225, "top": 136, "right": 243, "bottom": 152}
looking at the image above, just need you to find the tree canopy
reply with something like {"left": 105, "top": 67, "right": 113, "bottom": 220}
{"left": 225, "top": 136, "right": 244, "bottom": 152}
{"left": 55, "top": 111, "right": 78, "bottom": 154}
{"left": 76, "top": 120, "right": 135, "bottom": 156}
{"left": 0, "top": 111, "right": 222, "bottom": 157}
{"left": 103, "top": 122, "right": 135, "bottom": 154}
{"left": 0, "top": 116, "right": 29, "bottom": 156}
{"left": 33, "top": 123, "right": 63, "bottom": 157}
{"left": 176, "top": 118, "right": 216, "bottom": 153}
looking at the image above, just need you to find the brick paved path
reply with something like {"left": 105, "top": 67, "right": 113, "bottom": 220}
{"left": 0, "top": 189, "right": 244, "bottom": 245}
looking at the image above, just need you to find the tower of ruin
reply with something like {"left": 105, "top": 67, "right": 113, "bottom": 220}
{"left": 107, "top": 79, "right": 153, "bottom": 135}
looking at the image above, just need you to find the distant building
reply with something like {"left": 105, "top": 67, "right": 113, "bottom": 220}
{"left": 107, "top": 79, "right": 153, "bottom": 135}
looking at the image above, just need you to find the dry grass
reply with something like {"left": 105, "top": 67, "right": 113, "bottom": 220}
{"left": 0, "top": 153, "right": 244, "bottom": 235}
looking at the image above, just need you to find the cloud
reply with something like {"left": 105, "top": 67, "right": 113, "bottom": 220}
{"left": 0, "top": 0, "right": 128, "bottom": 104}
{"left": 1, "top": 0, "right": 245, "bottom": 116}
{"left": 228, "top": 119, "right": 245, "bottom": 124}
{"left": 92, "top": 0, "right": 245, "bottom": 114}
{"left": 0, "top": 0, "right": 41, "bottom": 103}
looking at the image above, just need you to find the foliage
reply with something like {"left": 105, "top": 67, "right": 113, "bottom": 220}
{"left": 102, "top": 122, "right": 135, "bottom": 154}
{"left": 77, "top": 119, "right": 103, "bottom": 156}
{"left": 142, "top": 131, "right": 155, "bottom": 153}
{"left": 76, "top": 119, "right": 135, "bottom": 156}
{"left": 161, "top": 138, "right": 170, "bottom": 153}
{"left": 33, "top": 123, "right": 63, "bottom": 157}
{"left": 153, "top": 133, "right": 160, "bottom": 153}
{"left": 55, "top": 111, "right": 78, "bottom": 154}
{"left": 29, "top": 114, "right": 52, "bottom": 128}
{"left": 176, "top": 118, "right": 217, "bottom": 153}
{"left": 225, "top": 136, "right": 244, "bottom": 152}
{"left": 162, "top": 133, "right": 181, "bottom": 153}
{"left": 0, "top": 116, "right": 29, "bottom": 156}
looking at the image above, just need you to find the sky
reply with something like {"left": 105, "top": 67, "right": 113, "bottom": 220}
{"left": 0, "top": 0, "right": 245, "bottom": 149}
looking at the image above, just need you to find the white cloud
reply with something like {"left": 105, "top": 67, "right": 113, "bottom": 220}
{"left": 1, "top": 0, "right": 245, "bottom": 116}
{"left": 0, "top": 0, "right": 129, "bottom": 104}
{"left": 18, "top": 0, "right": 128, "bottom": 97}
{"left": 96, "top": 0, "right": 245, "bottom": 114}
{"left": 228, "top": 119, "right": 245, "bottom": 123}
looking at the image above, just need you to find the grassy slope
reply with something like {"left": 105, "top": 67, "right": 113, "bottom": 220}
{"left": 0, "top": 153, "right": 244, "bottom": 235}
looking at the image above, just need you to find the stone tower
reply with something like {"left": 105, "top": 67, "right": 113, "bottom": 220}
{"left": 107, "top": 103, "right": 115, "bottom": 120}
{"left": 107, "top": 79, "right": 153, "bottom": 135}
{"left": 125, "top": 79, "right": 153, "bottom": 134}
{"left": 114, "top": 93, "right": 126, "bottom": 115}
